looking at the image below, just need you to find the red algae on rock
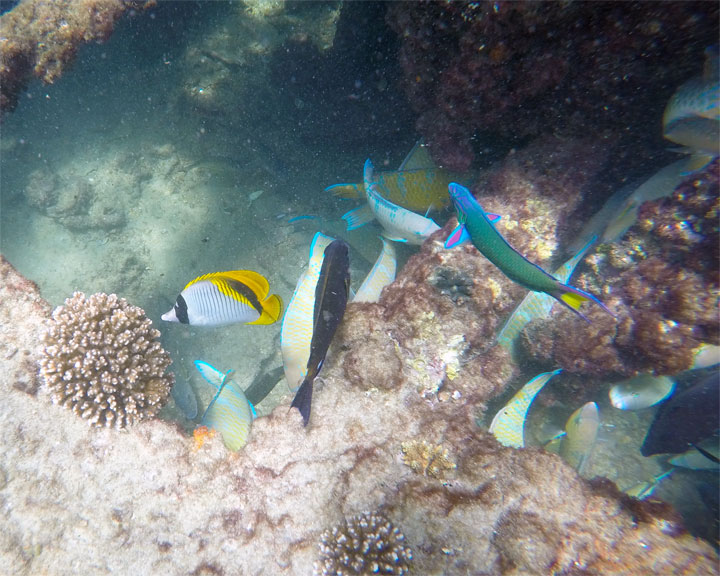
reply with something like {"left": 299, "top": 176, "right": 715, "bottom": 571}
{"left": 521, "top": 160, "right": 720, "bottom": 378}
{"left": 386, "top": 1, "right": 718, "bottom": 171}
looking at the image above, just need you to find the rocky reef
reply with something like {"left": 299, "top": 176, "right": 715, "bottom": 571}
{"left": 521, "top": 159, "right": 720, "bottom": 378}
{"left": 0, "top": 0, "right": 150, "bottom": 114}
{"left": 386, "top": 1, "right": 719, "bottom": 171}
{"left": 1, "top": 245, "right": 717, "bottom": 573}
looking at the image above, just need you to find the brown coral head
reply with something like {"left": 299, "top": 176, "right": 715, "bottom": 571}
{"left": 39, "top": 291, "right": 174, "bottom": 428}
{"left": 315, "top": 511, "right": 412, "bottom": 575}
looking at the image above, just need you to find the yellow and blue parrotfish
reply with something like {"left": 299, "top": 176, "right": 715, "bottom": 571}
{"left": 162, "top": 270, "right": 282, "bottom": 327}
{"left": 194, "top": 360, "right": 256, "bottom": 451}
{"left": 281, "top": 232, "right": 335, "bottom": 393}
{"left": 326, "top": 140, "right": 455, "bottom": 212}
{"left": 560, "top": 402, "right": 599, "bottom": 475}
{"left": 496, "top": 237, "right": 597, "bottom": 349}
{"left": 489, "top": 369, "right": 562, "bottom": 448}
{"left": 353, "top": 237, "right": 397, "bottom": 303}
{"left": 342, "top": 159, "right": 441, "bottom": 245}
{"left": 663, "top": 46, "right": 719, "bottom": 163}
{"left": 608, "top": 373, "right": 676, "bottom": 411}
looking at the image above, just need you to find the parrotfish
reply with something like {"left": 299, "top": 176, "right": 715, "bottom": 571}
{"left": 353, "top": 237, "right": 397, "bottom": 303}
{"left": 326, "top": 140, "right": 454, "bottom": 212}
{"left": 599, "top": 156, "right": 699, "bottom": 244}
{"left": 663, "top": 46, "right": 719, "bottom": 164}
{"left": 281, "top": 232, "right": 336, "bottom": 393}
{"left": 341, "top": 159, "right": 441, "bottom": 245}
{"left": 641, "top": 373, "right": 720, "bottom": 457}
{"left": 669, "top": 440, "right": 720, "bottom": 470}
{"left": 489, "top": 369, "right": 562, "bottom": 448}
{"left": 162, "top": 270, "right": 282, "bottom": 327}
{"left": 625, "top": 469, "right": 674, "bottom": 501}
{"left": 194, "top": 360, "right": 257, "bottom": 451}
{"left": 291, "top": 239, "right": 350, "bottom": 426}
{"left": 608, "top": 374, "right": 676, "bottom": 411}
{"left": 496, "top": 237, "right": 597, "bottom": 348}
{"left": 446, "top": 183, "right": 612, "bottom": 320}
{"left": 691, "top": 343, "right": 720, "bottom": 370}
{"left": 561, "top": 402, "right": 599, "bottom": 475}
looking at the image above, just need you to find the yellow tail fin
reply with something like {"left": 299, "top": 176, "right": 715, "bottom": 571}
{"left": 251, "top": 294, "right": 283, "bottom": 325}
{"left": 560, "top": 291, "right": 589, "bottom": 311}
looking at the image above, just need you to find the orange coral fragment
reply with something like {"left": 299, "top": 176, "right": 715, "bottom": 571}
{"left": 193, "top": 425, "right": 216, "bottom": 451}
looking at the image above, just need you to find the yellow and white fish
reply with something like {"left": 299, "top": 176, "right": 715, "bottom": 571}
{"left": 281, "top": 232, "right": 335, "bottom": 393}
{"left": 691, "top": 343, "right": 720, "bottom": 370}
{"left": 561, "top": 402, "right": 599, "bottom": 475}
{"left": 353, "top": 237, "right": 397, "bottom": 303}
{"left": 162, "top": 270, "right": 282, "bottom": 327}
{"left": 195, "top": 360, "right": 256, "bottom": 451}
{"left": 489, "top": 369, "right": 562, "bottom": 448}
{"left": 609, "top": 374, "right": 676, "bottom": 411}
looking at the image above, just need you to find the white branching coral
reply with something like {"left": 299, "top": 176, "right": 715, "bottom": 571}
{"left": 315, "top": 511, "right": 412, "bottom": 576}
{"left": 40, "top": 292, "right": 174, "bottom": 428}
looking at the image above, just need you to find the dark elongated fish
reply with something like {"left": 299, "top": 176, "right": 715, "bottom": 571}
{"left": 290, "top": 240, "right": 350, "bottom": 426}
{"left": 245, "top": 365, "right": 285, "bottom": 407}
{"left": 641, "top": 372, "right": 719, "bottom": 456}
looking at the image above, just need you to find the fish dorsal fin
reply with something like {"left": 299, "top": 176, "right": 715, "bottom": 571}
{"left": 185, "top": 270, "right": 270, "bottom": 300}
{"left": 399, "top": 139, "right": 436, "bottom": 171}
{"left": 309, "top": 232, "right": 335, "bottom": 264}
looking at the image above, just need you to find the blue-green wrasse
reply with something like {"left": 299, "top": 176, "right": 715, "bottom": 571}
{"left": 445, "top": 183, "right": 612, "bottom": 320}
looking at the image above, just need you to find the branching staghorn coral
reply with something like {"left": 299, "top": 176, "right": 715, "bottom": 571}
{"left": 315, "top": 511, "right": 412, "bottom": 576}
{"left": 40, "top": 291, "right": 173, "bottom": 428}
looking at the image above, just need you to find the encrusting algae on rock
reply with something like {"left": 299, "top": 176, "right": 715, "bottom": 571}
{"left": 39, "top": 291, "right": 174, "bottom": 428}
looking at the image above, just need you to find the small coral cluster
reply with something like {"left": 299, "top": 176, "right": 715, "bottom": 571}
{"left": 40, "top": 292, "right": 174, "bottom": 428}
{"left": 315, "top": 512, "right": 412, "bottom": 576}
{"left": 401, "top": 439, "right": 456, "bottom": 479}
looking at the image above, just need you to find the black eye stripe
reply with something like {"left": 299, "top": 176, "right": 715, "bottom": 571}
{"left": 174, "top": 294, "right": 189, "bottom": 324}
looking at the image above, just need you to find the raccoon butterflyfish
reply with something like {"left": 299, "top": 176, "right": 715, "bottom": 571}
{"left": 162, "top": 270, "right": 282, "bottom": 327}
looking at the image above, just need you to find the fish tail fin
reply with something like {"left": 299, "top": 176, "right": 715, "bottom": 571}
{"left": 290, "top": 378, "right": 313, "bottom": 426}
{"left": 249, "top": 294, "right": 283, "bottom": 325}
{"left": 325, "top": 183, "right": 363, "bottom": 199}
{"left": 554, "top": 283, "right": 614, "bottom": 321}
{"left": 341, "top": 204, "right": 374, "bottom": 230}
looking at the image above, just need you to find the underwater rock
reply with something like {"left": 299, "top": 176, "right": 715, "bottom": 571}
{"left": 0, "top": 0, "right": 146, "bottom": 114}
{"left": 386, "top": 2, "right": 718, "bottom": 171}
{"left": 0, "top": 255, "right": 717, "bottom": 573}
{"left": 521, "top": 160, "right": 719, "bottom": 377}
{"left": 39, "top": 291, "right": 174, "bottom": 428}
